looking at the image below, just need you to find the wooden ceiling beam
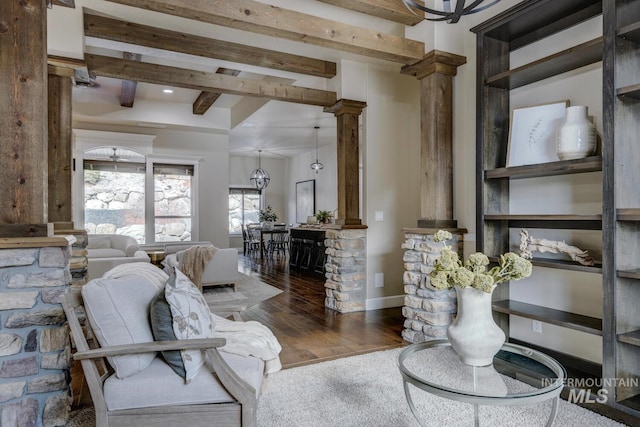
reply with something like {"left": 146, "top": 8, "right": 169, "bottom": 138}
{"left": 104, "top": 0, "right": 425, "bottom": 64}
{"left": 51, "top": 0, "right": 76, "bottom": 8}
{"left": 315, "top": 0, "right": 424, "bottom": 26}
{"left": 84, "top": 12, "right": 336, "bottom": 79}
{"left": 193, "top": 68, "right": 241, "bottom": 115}
{"left": 86, "top": 54, "right": 337, "bottom": 107}
{"left": 120, "top": 52, "right": 141, "bottom": 108}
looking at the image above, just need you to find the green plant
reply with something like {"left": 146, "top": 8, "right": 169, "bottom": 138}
{"left": 429, "top": 230, "right": 532, "bottom": 293}
{"left": 259, "top": 205, "right": 278, "bottom": 222}
{"left": 315, "top": 210, "right": 332, "bottom": 224}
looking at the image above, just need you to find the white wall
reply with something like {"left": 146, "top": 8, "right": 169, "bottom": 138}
{"left": 362, "top": 64, "right": 421, "bottom": 308}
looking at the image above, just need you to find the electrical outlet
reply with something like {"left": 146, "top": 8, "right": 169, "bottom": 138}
{"left": 374, "top": 273, "right": 384, "bottom": 288}
{"left": 532, "top": 320, "right": 543, "bottom": 334}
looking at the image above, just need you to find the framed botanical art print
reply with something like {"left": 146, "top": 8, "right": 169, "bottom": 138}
{"left": 507, "top": 100, "right": 569, "bottom": 167}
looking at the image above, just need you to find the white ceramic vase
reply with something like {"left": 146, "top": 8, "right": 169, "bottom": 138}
{"left": 446, "top": 286, "right": 506, "bottom": 367}
{"left": 556, "top": 105, "right": 597, "bottom": 160}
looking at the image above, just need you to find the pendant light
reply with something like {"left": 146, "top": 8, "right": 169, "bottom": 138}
{"left": 250, "top": 150, "right": 270, "bottom": 190}
{"left": 310, "top": 126, "right": 324, "bottom": 174}
{"left": 402, "top": 0, "right": 501, "bottom": 24}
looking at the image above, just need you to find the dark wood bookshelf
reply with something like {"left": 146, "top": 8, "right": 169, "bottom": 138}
{"left": 617, "top": 84, "right": 640, "bottom": 100}
{"left": 473, "top": 0, "right": 602, "bottom": 50}
{"left": 483, "top": 214, "right": 602, "bottom": 230}
{"left": 493, "top": 300, "right": 603, "bottom": 335}
{"left": 486, "top": 37, "right": 602, "bottom": 90}
{"left": 618, "top": 330, "right": 640, "bottom": 347}
{"left": 489, "top": 256, "right": 601, "bottom": 273}
{"left": 617, "top": 209, "right": 640, "bottom": 221}
{"left": 618, "top": 21, "right": 640, "bottom": 44}
{"left": 485, "top": 156, "right": 602, "bottom": 180}
{"left": 617, "top": 269, "right": 640, "bottom": 280}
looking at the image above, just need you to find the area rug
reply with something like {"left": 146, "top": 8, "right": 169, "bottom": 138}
{"left": 68, "top": 348, "right": 629, "bottom": 427}
{"left": 202, "top": 272, "right": 282, "bottom": 310}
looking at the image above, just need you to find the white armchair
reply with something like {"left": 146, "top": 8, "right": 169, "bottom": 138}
{"left": 86, "top": 234, "right": 150, "bottom": 279}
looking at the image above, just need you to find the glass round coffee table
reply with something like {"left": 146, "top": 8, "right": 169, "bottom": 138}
{"left": 398, "top": 339, "right": 566, "bottom": 427}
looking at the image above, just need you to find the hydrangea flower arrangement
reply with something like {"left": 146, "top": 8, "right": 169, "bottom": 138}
{"left": 429, "top": 230, "right": 533, "bottom": 293}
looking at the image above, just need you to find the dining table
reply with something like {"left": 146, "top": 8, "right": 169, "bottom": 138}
{"left": 254, "top": 227, "right": 289, "bottom": 258}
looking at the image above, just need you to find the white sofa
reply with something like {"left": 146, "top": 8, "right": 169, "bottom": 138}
{"left": 87, "top": 234, "right": 150, "bottom": 279}
{"left": 163, "top": 242, "right": 239, "bottom": 291}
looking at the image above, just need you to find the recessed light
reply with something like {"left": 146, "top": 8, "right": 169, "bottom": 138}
{"left": 162, "top": 89, "right": 174, "bottom": 94}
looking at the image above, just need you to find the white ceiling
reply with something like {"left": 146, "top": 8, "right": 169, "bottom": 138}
{"left": 68, "top": 0, "right": 413, "bottom": 158}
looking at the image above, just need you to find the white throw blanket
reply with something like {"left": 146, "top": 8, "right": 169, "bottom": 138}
{"left": 101, "top": 262, "right": 282, "bottom": 373}
{"left": 212, "top": 313, "right": 283, "bottom": 374}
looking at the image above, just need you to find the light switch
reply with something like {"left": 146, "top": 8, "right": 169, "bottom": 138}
{"left": 375, "top": 211, "right": 384, "bottom": 221}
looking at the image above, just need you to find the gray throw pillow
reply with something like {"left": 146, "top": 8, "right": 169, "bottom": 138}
{"left": 149, "top": 275, "right": 187, "bottom": 380}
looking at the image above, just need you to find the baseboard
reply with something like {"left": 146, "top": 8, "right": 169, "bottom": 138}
{"left": 365, "top": 295, "right": 404, "bottom": 310}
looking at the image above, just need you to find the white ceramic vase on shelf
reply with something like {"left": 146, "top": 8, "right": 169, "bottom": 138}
{"left": 556, "top": 105, "right": 597, "bottom": 160}
{"left": 446, "top": 286, "right": 506, "bottom": 367}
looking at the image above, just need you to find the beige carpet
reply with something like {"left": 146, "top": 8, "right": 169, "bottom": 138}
{"left": 202, "top": 272, "right": 282, "bottom": 310}
{"left": 67, "top": 348, "right": 629, "bottom": 427}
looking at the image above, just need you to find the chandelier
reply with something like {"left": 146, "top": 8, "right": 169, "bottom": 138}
{"left": 402, "top": 0, "right": 501, "bottom": 23}
{"left": 310, "top": 126, "right": 324, "bottom": 174}
{"left": 250, "top": 150, "right": 270, "bottom": 190}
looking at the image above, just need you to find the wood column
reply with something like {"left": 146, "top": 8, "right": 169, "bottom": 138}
{"left": 324, "top": 99, "right": 367, "bottom": 226}
{"left": 0, "top": 0, "right": 49, "bottom": 235}
{"left": 48, "top": 69, "right": 74, "bottom": 227}
{"left": 401, "top": 50, "right": 466, "bottom": 228}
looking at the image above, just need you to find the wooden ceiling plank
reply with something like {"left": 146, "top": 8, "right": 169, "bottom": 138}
{"left": 193, "top": 68, "right": 241, "bottom": 115}
{"left": 315, "top": 0, "right": 425, "bottom": 26}
{"left": 84, "top": 12, "right": 336, "bottom": 78}
{"left": 86, "top": 54, "right": 337, "bottom": 107}
{"left": 104, "top": 0, "right": 424, "bottom": 64}
{"left": 120, "top": 52, "right": 141, "bottom": 108}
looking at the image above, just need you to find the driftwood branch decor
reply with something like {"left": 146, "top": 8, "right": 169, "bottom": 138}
{"left": 519, "top": 229, "right": 594, "bottom": 266}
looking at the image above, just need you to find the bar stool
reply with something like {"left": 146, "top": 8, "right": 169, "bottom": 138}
{"left": 300, "top": 238, "right": 315, "bottom": 271}
{"left": 313, "top": 240, "right": 326, "bottom": 274}
{"left": 289, "top": 237, "right": 303, "bottom": 269}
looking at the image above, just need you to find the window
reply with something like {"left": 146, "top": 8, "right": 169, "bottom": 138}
{"left": 83, "top": 148, "right": 146, "bottom": 243}
{"left": 81, "top": 145, "right": 199, "bottom": 245}
{"left": 229, "top": 188, "right": 261, "bottom": 234}
{"left": 154, "top": 163, "right": 194, "bottom": 242}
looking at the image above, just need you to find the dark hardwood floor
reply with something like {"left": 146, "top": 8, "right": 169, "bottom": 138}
{"left": 236, "top": 253, "right": 407, "bottom": 368}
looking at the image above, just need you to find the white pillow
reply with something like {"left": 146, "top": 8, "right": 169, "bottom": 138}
{"left": 82, "top": 275, "right": 160, "bottom": 378}
{"left": 164, "top": 268, "right": 215, "bottom": 383}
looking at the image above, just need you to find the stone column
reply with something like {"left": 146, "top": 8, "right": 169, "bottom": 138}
{"left": 0, "top": 236, "right": 74, "bottom": 427}
{"left": 324, "top": 227, "right": 367, "bottom": 313}
{"left": 401, "top": 228, "right": 465, "bottom": 343}
{"left": 323, "top": 99, "right": 367, "bottom": 226}
{"left": 401, "top": 50, "right": 466, "bottom": 228}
